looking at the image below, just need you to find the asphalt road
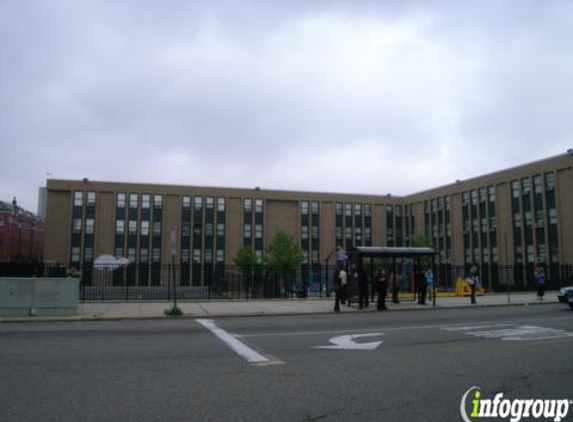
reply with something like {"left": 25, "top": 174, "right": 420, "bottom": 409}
{"left": 1, "top": 304, "right": 572, "bottom": 422}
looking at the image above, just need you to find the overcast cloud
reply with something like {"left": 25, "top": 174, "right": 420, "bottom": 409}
{"left": 1, "top": 0, "right": 572, "bottom": 212}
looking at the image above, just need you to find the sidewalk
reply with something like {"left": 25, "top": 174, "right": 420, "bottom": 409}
{"left": 0, "top": 291, "right": 561, "bottom": 323}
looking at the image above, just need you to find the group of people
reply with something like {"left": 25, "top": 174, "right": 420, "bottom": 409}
{"left": 332, "top": 263, "right": 434, "bottom": 312}
{"left": 332, "top": 246, "right": 549, "bottom": 311}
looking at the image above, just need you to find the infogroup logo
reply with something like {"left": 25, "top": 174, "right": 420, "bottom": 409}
{"left": 460, "top": 386, "right": 572, "bottom": 422}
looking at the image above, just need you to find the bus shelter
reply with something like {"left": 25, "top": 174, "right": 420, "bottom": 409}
{"left": 346, "top": 246, "right": 437, "bottom": 306}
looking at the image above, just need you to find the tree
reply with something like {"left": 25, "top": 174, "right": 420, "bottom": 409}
{"left": 233, "top": 246, "right": 259, "bottom": 266}
{"left": 411, "top": 235, "right": 434, "bottom": 249}
{"left": 411, "top": 235, "right": 435, "bottom": 269}
{"left": 265, "top": 229, "right": 305, "bottom": 268}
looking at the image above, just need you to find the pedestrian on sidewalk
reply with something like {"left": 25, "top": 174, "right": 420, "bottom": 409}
{"left": 535, "top": 264, "right": 546, "bottom": 300}
{"left": 425, "top": 268, "right": 435, "bottom": 302}
{"left": 336, "top": 245, "right": 347, "bottom": 267}
{"left": 339, "top": 265, "right": 348, "bottom": 305}
{"left": 391, "top": 270, "right": 400, "bottom": 304}
{"left": 333, "top": 266, "right": 342, "bottom": 312}
{"left": 358, "top": 266, "right": 369, "bottom": 309}
{"left": 418, "top": 268, "right": 427, "bottom": 305}
{"left": 467, "top": 265, "right": 480, "bottom": 304}
{"left": 375, "top": 267, "right": 388, "bottom": 310}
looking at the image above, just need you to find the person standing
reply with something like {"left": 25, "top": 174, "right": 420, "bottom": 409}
{"left": 425, "top": 268, "right": 435, "bottom": 302}
{"left": 391, "top": 270, "right": 400, "bottom": 304}
{"left": 336, "top": 245, "right": 346, "bottom": 267}
{"left": 339, "top": 265, "right": 348, "bottom": 305}
{"left": 418, "top": 269, "right": 427, "bottom": 305}
{"left": 333, "top": 266, "right": 341, "bottom": 312}
{"left": 375, "top": 267, "right": 388, "bottom": 311}
{"left": 535, "top": 264, "right": 546, "bottom": 301}
{"left": 467, "top": 265, "right": 480, "bottom": 305}
{"left": 358, "top": 266, "right": 369, "bottom": 309}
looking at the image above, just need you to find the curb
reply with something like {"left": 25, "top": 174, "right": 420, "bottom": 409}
{"left": 0, "top": 300, "right": 562, "bottom": 323}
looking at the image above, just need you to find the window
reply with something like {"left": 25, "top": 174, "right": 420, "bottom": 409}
{"left": 128, "top": 248, "right": 136, "bottom": 262}
{"left": 194, "top": 196, "right": 203, "bottom": 210}
{"left": 522, "top": 178, "right": 531, "bottom": 194}
{"left": 74, "top": 191, "right": 83, "bottom": 207}
{"left": 255, "top": 199, "right": 263, "bottom": 213}
{"left": 193, "top": 249, "right": 201, "bottom": 263}
{"left": 217, "top": 198, "right": 226, "bottom": 212}
{"left": 152, "top": 248, "right": 161, "bottom": 263}
{"left": 141, "top": 221, "right": 149, "bottom": 236}
{"left": 73, "top": 218, "right": 82, "bottom": 234}
{"left": 301, "top": 226, "right": 309, "bottom": 240}
{"left": 311, "top": 226, "right": 319, "bottom": 239}
{"left": 354, "top": 204, "right": 362, "bottom": 216}
{"left": 129, "top": 221, "right": 137, "bottom": 235}
{"left": 85, "top": 218, "right": 94, "bottom": 235}
{"left": 311, "top": 202, "right": 319, "bottom": 215}
{"left": 545, "top": 172, "right": 555, "bottom": 191}
{"left": 182, "top": 196, "right": 191, "bottom": 209}
{"left": 129, "top": 194, "right": 138, "bottom": 209}
{"left": 87, "top": 192, "right": 96, "bottom": 206}
{"left": 205, "top": 223, "right": 214, "bottom": 237}
{"left": 462, "top": 192, "right": 470, "bottom": 205}
{"left": 301, "top": 202, "right": 309, "bottom": 215}
{"left": 511, "top": 181, "right": 520, "bottom": 198}
{"left": 71, "top": 247, "right": 80, "bottom": 262}
{"left": 255, "top": 224, "right": 263, "bottom": 239}
{"left": 142, "top": 194, "right": 150, "bottom": 209}
{"left": 153, "top": 221, "right": 162, "bottom": 236}
{"left": 244, "top": 224, "right": 252, "bottom": 238}
{"left": 117, "top": 193, "right": 126, "bottom": 208}
{"left": 206, "top": 197, "right": 215, "bottom": 209}
{"left": 244, "top": 199, "right": 252, "bottom": 212}
{"left": 533, "top": 175, "right": 543, "bottom": 195}
{"left": 217, "top": 223, "right": 225, "bottom": 237}
{"left": 335, "top": 203, "right": 343, "bottom": 216}
{"left": 217, "top": 249, "right": 225, "bottom": 264}
{"left": 154, "top": 195, "right": 163, "bottom": 209}
{"left": 364, "top": 204, "right": 372, "bottom": 217}
{"left": 140, "top": 248, "right": 149, "bottom": 263}
{"left": 116, "top": 220, "right": 125, "bottom": 234}
{"left": 345, "top": 204, "right": 352, "bottom": 217}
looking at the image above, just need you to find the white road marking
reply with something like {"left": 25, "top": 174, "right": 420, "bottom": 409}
{"left": 196, "top": 319, "right": 282, "bottom": 365}
{"left": 313, "top": 333, "right": 385, "bottom": 350}
{"left": 442, "top": 324, "right": 514, "bottom": 332}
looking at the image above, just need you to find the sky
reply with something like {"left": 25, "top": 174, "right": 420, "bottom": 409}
{"left": 1, "top": 0, "right": 572, "bottom": 213}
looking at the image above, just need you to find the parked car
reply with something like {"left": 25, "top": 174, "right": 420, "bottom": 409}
{"left": 557, "top": 286, "right": 573, "bottom": 309}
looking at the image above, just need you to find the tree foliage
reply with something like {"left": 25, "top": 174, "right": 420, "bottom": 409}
{"left": 265, "top": 229, "right": 305, "bottom": 268}
{"left": 233, "top": 246, "right": 259, "bottom": 266}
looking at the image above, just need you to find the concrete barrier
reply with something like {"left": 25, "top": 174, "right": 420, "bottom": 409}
{"left": 0, "top": 278, "right": 79, "bottom": 316}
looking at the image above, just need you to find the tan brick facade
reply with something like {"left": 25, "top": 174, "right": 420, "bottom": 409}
{"left": 43, "top": 153, "right": 573, "bottom": 266}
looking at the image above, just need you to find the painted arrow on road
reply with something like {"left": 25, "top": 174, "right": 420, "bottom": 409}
{"left": 313, "top": 333, "right": 385, "bottom": 350}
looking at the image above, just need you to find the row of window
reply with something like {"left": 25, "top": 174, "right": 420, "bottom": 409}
{"left": 69, "top": 178, "right": 562, "bottom": 266}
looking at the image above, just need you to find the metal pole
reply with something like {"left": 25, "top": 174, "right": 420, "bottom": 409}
{"left": 432, "top": 257, "right": 437, "bottom": 307}
{"left": 504, "top": 233, "right": 510, "bottom": 303}
{"left": 171, "top": 228, "right": 177, "bottom": 309}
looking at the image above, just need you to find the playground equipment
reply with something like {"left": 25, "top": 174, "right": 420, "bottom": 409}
{"left": 455, "top": 276, "right": 486, "bottom": 297}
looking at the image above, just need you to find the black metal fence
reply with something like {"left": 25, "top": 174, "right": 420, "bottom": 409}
{"left": 1, "top": 262, "right": 572, "bottom": 302}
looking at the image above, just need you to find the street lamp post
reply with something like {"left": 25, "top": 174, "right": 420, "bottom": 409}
{"left": 170, "top": 228, "right": 177, "bottom": 309}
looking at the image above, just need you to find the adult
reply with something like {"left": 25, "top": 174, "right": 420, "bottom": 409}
{"left": 374, "top": 267, "right": 388, "bottom": 311}
{"left": 535, "top": 264, "right": 546, "bottom": 300}
{"left": 467, "top": 265, "right": 480, "bottom": 305}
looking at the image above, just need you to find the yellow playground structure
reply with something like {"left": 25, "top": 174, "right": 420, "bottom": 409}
{"left": 455, "top": 276, "right": 486, "bottom": 297}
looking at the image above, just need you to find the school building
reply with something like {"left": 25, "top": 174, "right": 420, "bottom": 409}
{"left": 43, "top": 152, "right": 573, "bottom": 271}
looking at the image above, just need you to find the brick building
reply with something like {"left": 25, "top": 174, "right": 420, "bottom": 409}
{"left": 43, "top": 152, "right": 573, "bottom": 269}
{"left": 0, "top": 199, "right": 45, "bottom": 262}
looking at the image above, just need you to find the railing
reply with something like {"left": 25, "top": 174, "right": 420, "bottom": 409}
{"left": 1, "top": 262, "right": 571, "bottom": 302}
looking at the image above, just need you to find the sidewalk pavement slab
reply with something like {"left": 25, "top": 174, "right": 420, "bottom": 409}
{"left": 0, "top": 291, "right": 562, "bottom": 323}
